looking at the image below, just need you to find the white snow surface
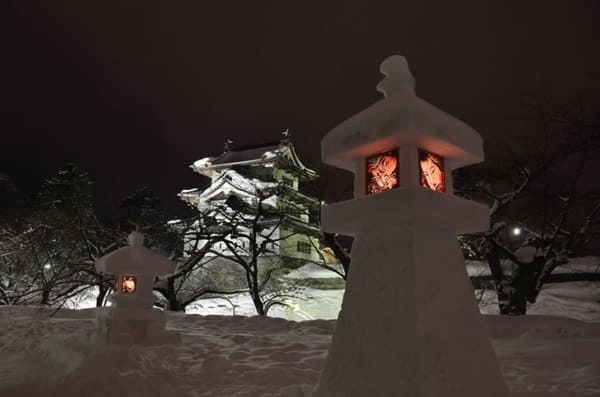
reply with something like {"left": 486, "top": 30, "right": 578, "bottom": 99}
{"left": 198, "top": 169, "right": 279, "bottom": 203}
{"left": 180, "top": 188, "right": 199, "bottom": 194}
{"left": 1, "top": 260, "right": 599, "bottom": 397}
{"left": 192, "top": 157, "right": 213, "bottom": 168}
{"left": 261, "top": 151, "right": 279, "bottom": 160}
{"left": 0, "top": 306, "right": 599, "bottom": 397}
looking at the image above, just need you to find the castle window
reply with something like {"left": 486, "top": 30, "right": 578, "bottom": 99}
{"left": 285, "top": 204, "right": 304, "bottom": 219}
{"left": 290, "top": 209, "right": 302, "bottom": 218}
{"left": 297, "top": 241, "right": 312, "bottom": 254}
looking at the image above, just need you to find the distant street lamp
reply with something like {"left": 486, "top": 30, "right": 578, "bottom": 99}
{"left": 43, "top": 263, "right": 52, "bottom": 270}
{"left": 512, "top": 226, "right": 522, "bottom": 237}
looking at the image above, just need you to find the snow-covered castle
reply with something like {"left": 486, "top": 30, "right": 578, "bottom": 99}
{"left": 179, "top": 131, "right": 336, "bottom": 266}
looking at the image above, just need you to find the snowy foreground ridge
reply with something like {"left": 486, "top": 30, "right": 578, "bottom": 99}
{"left": 0, "top": 307, "right": 599, "bottom": 397}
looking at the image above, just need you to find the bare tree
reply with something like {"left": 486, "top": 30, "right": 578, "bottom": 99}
{"left": 102, "top": 186, "right": 245, "bottom": 312}
{"left": 456, "top": 95, "right": 600, "bottom": 314}
{"left": 303, "top": 169, "right": 353, "bottom": 280}
{"left": 181, "top": 174, "right": 321, "bottom": 316}
{"left": 0, "top": 164, "right": 118, "bottom": 307}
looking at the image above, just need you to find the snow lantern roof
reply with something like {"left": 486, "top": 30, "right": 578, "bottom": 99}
{"left": 321, "top": 55, "right": 484, "bottom": 172}
{"left": 96, "top": 231, "right": 176, "bottom": 276}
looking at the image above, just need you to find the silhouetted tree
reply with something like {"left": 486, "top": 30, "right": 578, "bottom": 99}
{"left": 456, "top": 95, "right": 600, "bottom": 315}
{"left": 0, "top": 164, "right": 118, "bottom": 307}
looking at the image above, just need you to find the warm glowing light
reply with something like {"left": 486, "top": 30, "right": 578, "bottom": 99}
{"left": 512, "top": 227, "right": 522, "bottom": 236}
{"left": 366, "top": 150, "right": 399, "bottom": 195}
{"left": 418, "top": 150, "right": 446, "bottom": 192}
{"left": 121, "top": 275, "right": 137, "bottom": 294}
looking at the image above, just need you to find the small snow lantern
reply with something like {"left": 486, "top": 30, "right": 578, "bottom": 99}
{"left": 94, "top": 231, "right": 181, "bottom": 345}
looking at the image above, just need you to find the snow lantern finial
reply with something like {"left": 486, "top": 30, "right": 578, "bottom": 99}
{"left": 127, "top": 231, "right": 144, "bottom": 247}
{"left": 376, "top": 55, "right": 415, "bottom": 98}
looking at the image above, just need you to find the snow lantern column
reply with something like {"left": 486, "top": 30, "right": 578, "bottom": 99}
{"left": 313, "top": 56, "right": 509, "bottom": 397}
{"left": 95, "top": 231, "right": 181, "bottom": 345}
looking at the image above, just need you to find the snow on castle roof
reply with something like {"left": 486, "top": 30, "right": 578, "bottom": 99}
{"left": 189, "top": 136, "right": 318, "bottom": 180}
{"left": 191, "top": 141, "right": 282, "bottom": 172}
{"left": 198, "top": 169, "right": 280, "bottom": 200}
{"left": 210, "top": 142, "right": 282, "bottom": 166}
{"left": 192, "top": 158, "right": 213, "bottom": 169}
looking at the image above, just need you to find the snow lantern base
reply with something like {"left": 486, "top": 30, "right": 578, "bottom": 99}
{"left": 95, "top": 306, "right": 181, "bottom": 346}
{"left": 313, "top": 190, "right": 508, "bottom": 397}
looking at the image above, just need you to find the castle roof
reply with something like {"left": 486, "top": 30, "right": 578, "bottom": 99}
{"left": 210, "top": 141, "right": 281, "bottom": 166}
{"left": 190, "top": 134, "right": 318, "bottom": 181}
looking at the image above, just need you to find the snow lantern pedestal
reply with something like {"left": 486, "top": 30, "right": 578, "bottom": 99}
{"left": 94, "top": 231, "right": 181, "bottom": 346}
{"left": 313, "top": 56, "right": 510, "bottom": 397}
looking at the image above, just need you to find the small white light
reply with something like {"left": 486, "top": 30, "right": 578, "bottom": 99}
{"left": 512, "top": 227, "right": 522, "bottom": 236}
{"left": 43, "top": 263, "right": 52, "bottom": 270}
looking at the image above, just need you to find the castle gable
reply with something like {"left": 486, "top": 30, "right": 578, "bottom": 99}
{"left": 190, "top": 132, "right": 318, "bottom": 181}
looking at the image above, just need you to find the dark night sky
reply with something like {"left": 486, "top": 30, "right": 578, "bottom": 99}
{"left": 2, "top": 1, "right": 599, "bottom": 214}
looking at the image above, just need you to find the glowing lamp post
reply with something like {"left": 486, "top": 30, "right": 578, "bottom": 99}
{"left": 95, "top": 231, "right": 181, "bottom": 345}
{"left": 313, "top": 56, "right": 509, "bottom": 396}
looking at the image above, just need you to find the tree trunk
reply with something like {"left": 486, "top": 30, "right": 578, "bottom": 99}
{"left": 40, "top": 288, "right": 50, "bottom": 305}
{"left": 323, "top": 232, "right": 350, "bottom": 279}
{"left": 503, "top": 257, "right": 547, "bottom": 315}
{"left": 96, "top": 282, "right": 110, "bottom": 307}
{"left": 166, "top": 296, "right": 184, "bottom": 311}
{"left": 486, "top": 242, "right": 515, "bottom": 315}
{"left": 250, "top": 289, "right": 266, "bottom": 315}
{"left": 528, "top": 257, "right": 555, "bottom": 303}
{"left": 163, "top": 276, "right": 185, "bottom": 312}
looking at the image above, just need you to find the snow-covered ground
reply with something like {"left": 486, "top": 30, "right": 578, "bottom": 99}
{"left": 64, "top": 260, "right": 600, "bottom": 322}
{"left": 0, "top": 306, "right": 599, "bottom": 397}
{"left": 185, "top": 263, "right": 345, "bottom": 320}
{"left": 0, "top": 260, "right": 598, "bottom": 396}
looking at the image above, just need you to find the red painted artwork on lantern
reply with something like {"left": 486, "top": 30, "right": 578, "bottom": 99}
{"left": 366, "top": 150, "right": 399, "bottom": 195}
{"left": 418, "top": 150, "right": 446, "bottom": 192}
{"left": 121, "top": 275, "right": 137, "bottom": 294}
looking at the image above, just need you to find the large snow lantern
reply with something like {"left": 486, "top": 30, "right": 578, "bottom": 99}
{"left": 313, "top": 55, "right": 508, "bottom": 397}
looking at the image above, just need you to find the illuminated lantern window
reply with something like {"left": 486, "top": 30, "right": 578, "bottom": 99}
{"left": 366, "top": 149, "right": 399, "bottom": 195}
{"left": 121, "top": 275, "right": 137, "bottom": 294}
{"left": 418, "top": 149, "right": 446, "bottom": 192}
